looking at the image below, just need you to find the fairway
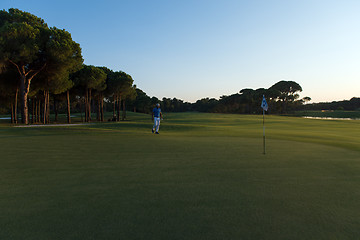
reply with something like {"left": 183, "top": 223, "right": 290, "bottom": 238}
{"left": 0, "top": 113, "right": 359, "bottom": 240}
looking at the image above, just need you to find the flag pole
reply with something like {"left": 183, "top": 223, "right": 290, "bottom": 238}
{"left": 263, "top": 108, "right": 265, "bottom": 154}
{"left": 261, "top": 95, "right": 268, "bottom": 155}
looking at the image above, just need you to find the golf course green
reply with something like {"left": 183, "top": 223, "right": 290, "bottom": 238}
{"left": 0, "top": 112, "right": 359, "bottom": 239}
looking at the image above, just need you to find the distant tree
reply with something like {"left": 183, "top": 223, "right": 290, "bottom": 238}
{"left": 270, "top": 80, "right": 302, "bottom": 113}
{"left": 107, "top": 71, "right": 134, "bottom": 121}
{"left": 162, "top": 98, "right": 173, "bottom": 112}
{"left": 270, "top": 80, "right": 302, "bottom": 101}
{"left": 239, "top": 89, "right": 255, "bottom": 113}
{"left": 122, "top": 85, "right": 137, "bottom": 120}
{"left": 349, "top": 97, "right": 360, "bottom": 111}
{"left": 129, "top": 88, "right": 152, "bottom": 113}
{"left": 305, "top": 97, "right": 360, "bottom": 111}
{"left": 92, "top": 78, "right": 107, "bottom": 122}
{"left": 302, "top": 96, "right": 311, "bottom": 104}
{"left": 71, "top": 65, "right": 106, "bottom": 122}
{"left": 214, "top": 88, "right": 267, "bottom": 114}
{"left": 193, "top": 98, "right": 219, "bottom": 112}
{"left": 33, "top": 27, "right": 83, "bottom": 124}
{"left": 96, "top": 67, "right": 112, "bottom": 121}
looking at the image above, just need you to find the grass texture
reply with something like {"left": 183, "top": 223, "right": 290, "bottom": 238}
{"left": 0, "top": 112, "right": 359, "bottom": 239}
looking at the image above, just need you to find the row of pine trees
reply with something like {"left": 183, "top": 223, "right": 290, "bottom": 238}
{"left": 0, "top": 9, "right": 137, "bottom": 124}
{"left": 1, "top": 8, "right": 321, "bottom": 124}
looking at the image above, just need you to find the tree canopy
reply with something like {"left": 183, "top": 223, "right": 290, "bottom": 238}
{"left": 0, "top": 8, "right": 83, "bottom": 124}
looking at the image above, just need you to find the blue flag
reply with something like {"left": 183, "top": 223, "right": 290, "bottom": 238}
{"left": 261, "top": 95, "right": 268, "bottom": 111}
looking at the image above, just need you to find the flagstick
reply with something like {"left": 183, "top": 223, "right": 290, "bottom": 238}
{"left": 263, "top": 109, "right": 266, "bottom": 155}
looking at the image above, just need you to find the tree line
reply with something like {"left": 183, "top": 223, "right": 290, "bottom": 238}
{"left": 0, "top": 8, "right": 310, "bottom": 123}
{"left": 193, "top": 80, "right": 307, "bottom": 114}
{"left": 303, "top": 98, "right": 360, "bottom": 111}
{"left": 3, "top": 8, "right": 355, "bottom": 124}
{"left": 124, "top": 80, "right": 309, "bottom": 114}
{"left": 0, "top": 8, "right": 139, "bottom": 124}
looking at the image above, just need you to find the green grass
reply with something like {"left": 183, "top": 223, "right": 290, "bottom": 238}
{"left": 0, "top": 112, "right": 359, "bottom": 239}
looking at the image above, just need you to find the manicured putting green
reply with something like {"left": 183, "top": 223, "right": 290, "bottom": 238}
{"left": 0, "top": 112, "right": 359, "bottom": 239}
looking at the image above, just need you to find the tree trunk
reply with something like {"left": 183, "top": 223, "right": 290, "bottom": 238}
{"left": 88, "top": 88, "right": 92, "bottom": 122}
{"left": 54, "top": 96, "right": 58, "bottom": 122}
{"left": 9, "top": 61, "right": 45, "bottom": 124}
{"left": 14, "top": 88, "right": 19, "bottom": 124}
{"left": 122, "top": 99, "right": 126, "bottom": 120}
{"left": 32, "top": 98, "right": 35, "bottom": 124}
{"left": 19, "top": 74, "right": 29, "bottom": 124}
{"left": 46, "top": 91, "right": 49, "bottom": 124}
{"left": 113, "top": 95, "right": 116, "bottom": 119}
{"left": 43, "top": 91, "right": 47, "bottom": 124}
{"left": 85, "top": 89, "right": 88, "bottom": 122}
{"left": 11, "top": 103, "right": 14, "bottom": 124}
{"left": 28, "top": 98, "right": 31, "bottom": 124}
{"left": 35, "top": 99, "right": 38, "bottom": 123}
{"left": 39, "top": 101, "right": 42, "bottom": 123}
{"left": 101, "top": 95, "right": 104, "bottom": 122}
{"left": 85, "top": 90, "right": 88, "bottom": 122}
{"left": 47, "top": 92, "right": 50, "bottom": 124}
{"left": 66, "top": 90, "right": 71, "bottom": 124}
{"left": 89, "top": 88, "right": 91, "bottom": 122}
{"left": 34, "top": 99, "right": 37, "bottom": 123}
{"left": 37, "top": 100, "right": 41, "bottom": 123}
{"left": 13, "top": 103, "right": 17, "bottom": 124}
{"left": 97, "top": 96, "right": 101, "bottom": 121}
{"left": 92, "top": 93, "right": 95, "bottom": 115}
{"left": 80, "top": 99, "right": 83, "bottom": 122}
{"left": 117, "top": 95, "right": 121, "bottom": 121}
{"left": 42, "top": 90, "right": 50, "bottom": 124}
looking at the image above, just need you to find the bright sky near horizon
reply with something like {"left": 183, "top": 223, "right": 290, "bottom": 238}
{"left": 3, "top": 0, "right": 360, "bottom": 103}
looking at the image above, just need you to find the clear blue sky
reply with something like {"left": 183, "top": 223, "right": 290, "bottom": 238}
{"left": 3, "top": 0, "right": 360, "bottom": 103}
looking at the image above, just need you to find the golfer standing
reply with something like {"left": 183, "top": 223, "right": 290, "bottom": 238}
{"left": 152, "top": 103, "right": 163, "bottom": 134}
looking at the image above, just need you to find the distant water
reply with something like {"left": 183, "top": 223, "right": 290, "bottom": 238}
{"left": 303, "top": 116, "right": 359, "bottom": 120}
